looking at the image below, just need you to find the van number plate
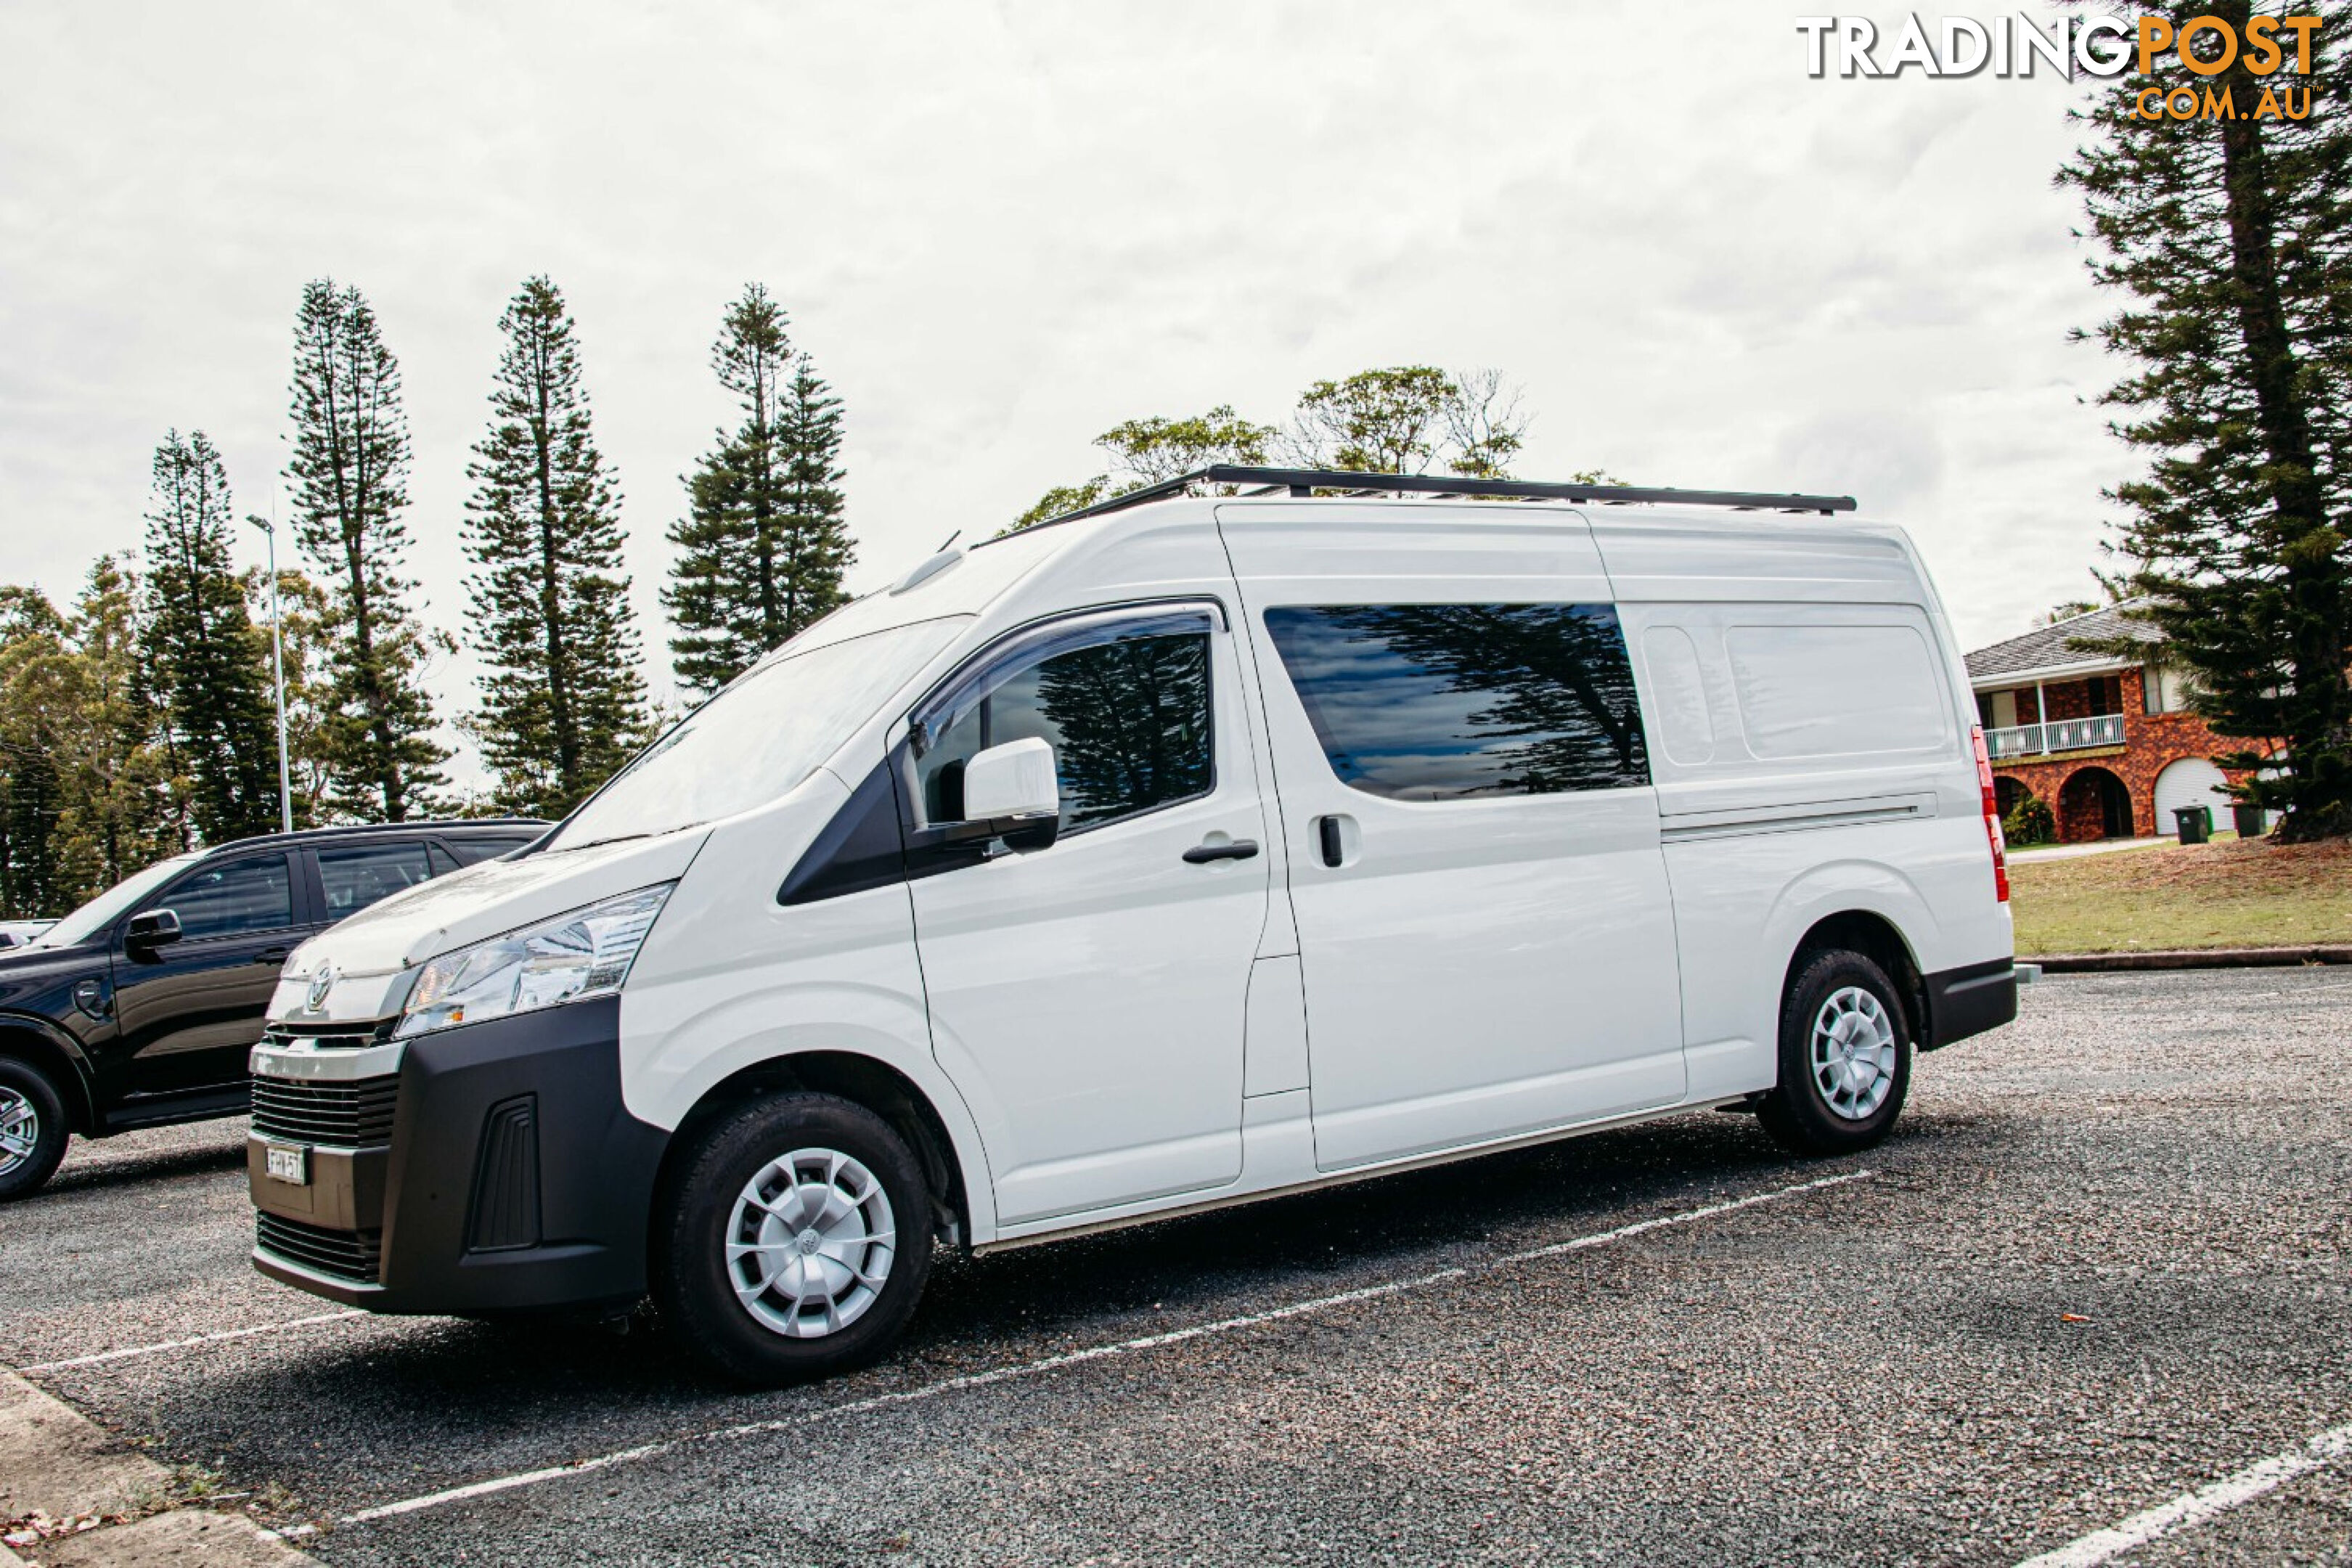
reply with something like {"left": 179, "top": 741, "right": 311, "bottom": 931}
{"left": 264, "top": 1143, "right": 309, "bottom": 1185}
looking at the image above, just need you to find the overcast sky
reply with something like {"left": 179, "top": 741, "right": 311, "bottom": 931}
{"left": 1, "top": 2, "right": 2130, "bottom": 783}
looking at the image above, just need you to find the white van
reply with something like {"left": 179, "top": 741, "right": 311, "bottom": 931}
{"left": 246, "top": 467, "right": 2017, "bottom": 1381}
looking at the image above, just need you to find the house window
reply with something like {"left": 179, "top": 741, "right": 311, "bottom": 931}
{"left": 2144, "top": 661, "right": 2197, "bottom": 715}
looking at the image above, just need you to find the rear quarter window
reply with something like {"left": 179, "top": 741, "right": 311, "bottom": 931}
{"left": 442, "top": 835, "right": 536, "bottom": 866}
{"left": 1724, "top": 624, "right": 1951, "bottom": 759}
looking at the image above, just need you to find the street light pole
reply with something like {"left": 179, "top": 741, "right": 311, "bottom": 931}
{"left": 251, "top": 507, "right": 293, "bottom": 834}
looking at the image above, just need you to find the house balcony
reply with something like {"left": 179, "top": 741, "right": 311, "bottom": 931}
{"left": 1985, "top": 713, "right": 2126, "bottom": 761}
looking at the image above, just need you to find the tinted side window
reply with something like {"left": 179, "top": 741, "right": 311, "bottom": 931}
{"left": 917, "top": 631, "right": 1213, "bottom": 834}
{"left": 318, "top": 841, "right": 436, "bottom": 919}
{"left": 157, "top": 856, "right": 293, "bottom": 941}
{"left": 1263, "top": 603, "right": 1649, "bottom": 800}
{"left": 443, "top": 835, "right": 531, "bottom": 867}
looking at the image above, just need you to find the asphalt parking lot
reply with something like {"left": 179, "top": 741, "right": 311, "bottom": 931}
{"left": 3, "top": 968, "right": 2348, "bottom": 1567}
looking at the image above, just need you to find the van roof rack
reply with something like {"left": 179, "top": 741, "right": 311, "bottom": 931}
{"left": 1020, "top": 465, "right": 1856, "bottom": 533}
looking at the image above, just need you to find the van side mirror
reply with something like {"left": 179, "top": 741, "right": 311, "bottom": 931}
{"left": 957, "top": 738, "right": 1061, "bottom": 852}
{"left": 127, "top": 908, "right": 182, "bottom": 954}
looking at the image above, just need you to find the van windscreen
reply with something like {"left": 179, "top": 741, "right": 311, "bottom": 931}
{"left": 548, "top": 617, "right": 965, "bottom": 851}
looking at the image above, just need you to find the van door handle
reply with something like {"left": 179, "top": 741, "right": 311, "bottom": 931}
{"left": 254, "top": 947, "right": 290, "bottom": 965}
{"left": 1182, "top": 838, "right": 1259, "bottom": 864}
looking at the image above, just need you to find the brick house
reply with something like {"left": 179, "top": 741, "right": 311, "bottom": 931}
{"left": 1964, "top": 600, "right": 2253, "bottom": 844}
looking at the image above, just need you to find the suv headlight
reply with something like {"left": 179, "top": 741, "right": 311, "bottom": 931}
{"left": 395, "top": 884, "right": 674, "bottom": 1039}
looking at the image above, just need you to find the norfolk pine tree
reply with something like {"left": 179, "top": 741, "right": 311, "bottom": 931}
{"left": 462, "top": 277, "right": 649, "bottom": 817}
{"left": 2059, "top": 0, "right": 2352, "bottom": 838}
{"left": 664, "top": 285, "right": 852, "bottom": 697}
{"left": 285, "top": 279, "right": 450, "bottom": 821}
{"left": 139, "top": 431, "right": 280, "bottom": 844}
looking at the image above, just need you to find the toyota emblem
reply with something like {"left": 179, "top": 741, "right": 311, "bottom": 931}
{"left": 306, "top": 966, "right": 337, "bottom": 1013}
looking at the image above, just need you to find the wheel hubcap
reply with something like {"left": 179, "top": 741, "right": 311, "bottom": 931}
{"left": 1810, "top": 986, "right": 1897, "bottom": 1121}
{"left": 0, "top": 1087, "right": 38, "bottom": 1176}
{"left": 726, "top": 1148, "right": 896, "bottom": 1339}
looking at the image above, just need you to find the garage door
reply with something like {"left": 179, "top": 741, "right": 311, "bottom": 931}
{"left": 2154, "top": 756, "right": 2232, "bottom": 830}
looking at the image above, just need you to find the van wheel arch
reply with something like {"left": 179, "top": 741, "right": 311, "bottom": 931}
{"left": 0, "top": 1026, "right": 94, "bottom": 1136}
{"left": 660, "top": 1053, "right": 971, "bottom": 1249}
{"left": 1784, "top": 911, "right": 1927, "bottom": 1049}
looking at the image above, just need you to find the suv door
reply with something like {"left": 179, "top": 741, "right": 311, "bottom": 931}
{"left": 111, "top": 850, "right": 306, "bottom": 1098}
{"left": 1222, "top": 505, "right": 1686, "bottom": 1172}
{"left": 905, "top": 603, "right": 1271, "bottom": 1226}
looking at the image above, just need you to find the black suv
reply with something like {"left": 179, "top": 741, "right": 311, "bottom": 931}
{"left": 0, "top": 819, "right": 546, "bottom": 1199}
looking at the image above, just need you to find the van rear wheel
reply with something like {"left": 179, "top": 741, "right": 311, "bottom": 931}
{"left": 1757, "top": 948, "right": 1912, "bottom": 1157}
{"left": 653, "top": 1091, "right": 933, "bottom": 1384}
{"left": 0, "top": 1057, "right": 70, "bottom": 1201}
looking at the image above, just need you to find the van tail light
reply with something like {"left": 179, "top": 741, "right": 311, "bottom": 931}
{"left": 1972, "top": 725, "right": 2009, "bottom": 903}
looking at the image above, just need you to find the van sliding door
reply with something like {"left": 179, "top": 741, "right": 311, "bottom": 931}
{"left": 1218, "top": 505, "right": 1686, "bottom": 1172}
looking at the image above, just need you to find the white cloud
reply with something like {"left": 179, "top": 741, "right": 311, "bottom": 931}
{"left": 1, "top": 0, "right": 2137, "bottom": 787}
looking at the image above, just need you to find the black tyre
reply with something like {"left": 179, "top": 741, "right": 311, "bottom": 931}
{"left": 1757, "top": 948, "right": 1913, "bottom": 1157}
{"left": 0, "top": 1056, "right": 71, "bottom": 1201}
{"left": 653, "top": 1091, "right": 933, "bottom": 1384}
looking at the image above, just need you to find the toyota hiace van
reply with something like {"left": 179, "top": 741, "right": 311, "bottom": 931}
{"left": 246, "top": 467, "right": 2017, "bottom": 1381}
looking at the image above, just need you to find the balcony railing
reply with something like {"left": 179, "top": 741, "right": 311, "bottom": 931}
{"left": 1985, "top": 713, "right": 2126, "bottom": 760}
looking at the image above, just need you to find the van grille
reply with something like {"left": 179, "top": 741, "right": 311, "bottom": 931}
{"left": 256, "top": 1212, "right": 383, "bottom": 1283}
{"left": 250, "top": 1075, "right": 399, "bottom": 1147}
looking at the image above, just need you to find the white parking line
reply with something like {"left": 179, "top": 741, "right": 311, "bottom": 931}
{"left": 2015, "top": 1420, "right": 2352, "bottom": 1567}
{"left": 14, "top": 1310, "right": 369, "bottom": 1374}
{"left": 342, "top": 1167, "right": 1873, "bottom": 1524}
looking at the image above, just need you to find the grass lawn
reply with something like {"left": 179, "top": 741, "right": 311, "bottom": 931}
{"left": 2009, "top": 836, "right": 2352, "bottom": 955}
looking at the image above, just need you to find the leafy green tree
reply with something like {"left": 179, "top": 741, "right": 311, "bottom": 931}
{"left": 1286, "top": 367, "right": 1533, "bottom": 477}
{"left": 139, "top": 431, "right": 280, "bottom": 845}
{"left": 663, "top": 287, "right": 854, "bottom": 696}
{"left": 462, "top": 277, "right": 649, "bottom": 817}
{"left": 0, "top": 587, "right": 77, "bottom": 916}
{"left": 1009, "top": 478, "right": 1110, "bottom": 534}
{"left": 1093, "top": 405, "right": 1276, "bottom": 483}
{"left": 1012, "top": 405, "right": 1277, "bottom": 531}
{"left": 1287, "top": 367, "right": 1456, "bottom": 473}
{"left": 1014, "top": 372, "right": 1544, "bottom": 531}
{"left": 61, "top": 556, "right": 171, "bottom": 889}
{"left": 2058, "top": 0, "right": 2352, "bottom": 840}
{"left": 285, "top": 279, "right": 450, "bottom": 821}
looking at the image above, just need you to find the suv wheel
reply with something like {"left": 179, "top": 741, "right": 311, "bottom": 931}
{"left": 0, "top": 1058, "right": 70, "bottom": 1200}
{"left": 653, "top": 1092, "right": 934, "bottom": 1384}
{"left": 1757, "top": 948, "right": 1913, "bottom": 1157}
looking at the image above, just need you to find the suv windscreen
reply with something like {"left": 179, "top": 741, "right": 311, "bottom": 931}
{"left": 1263, "top": 603, "right": 1649, "bottom": 799}
{"left": 30, "top": 853, "right": 201, "bottom": 949}
{"left": 549, "top": 617, "right": 966, "bottom": 852}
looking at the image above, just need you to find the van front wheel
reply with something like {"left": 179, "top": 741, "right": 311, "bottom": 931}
{"left": 653, "top": 1092, "right": 934, "bottom": 1384}
{"left": 1757, "top": 949, "right": 1912, "bottom": 1157}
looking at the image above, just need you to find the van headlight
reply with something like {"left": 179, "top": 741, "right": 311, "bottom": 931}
{"left": 394, "top": 884, "right": 674, "bottom": 1039}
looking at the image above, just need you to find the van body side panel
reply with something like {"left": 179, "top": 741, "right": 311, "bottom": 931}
{"left": 1216, "top": 504, "right": 1687, "bottom": 1173}
{"left": 1613, "top": 564, "right": 2013, "bottom": 1090}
